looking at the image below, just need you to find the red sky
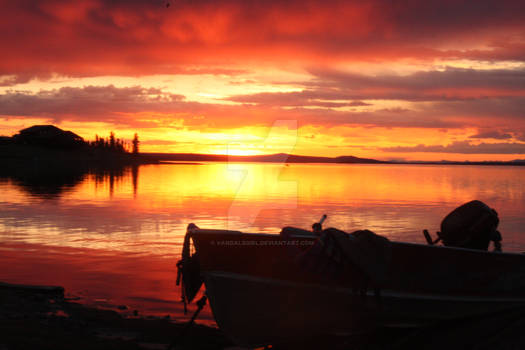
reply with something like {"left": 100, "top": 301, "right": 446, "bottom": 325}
{"left": 1, "top": 0, "right": 525, "bottom": 160}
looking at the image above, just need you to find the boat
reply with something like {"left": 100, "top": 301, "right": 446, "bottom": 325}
{"left": 177, "top": 201, "right": 525, "bottom": 347}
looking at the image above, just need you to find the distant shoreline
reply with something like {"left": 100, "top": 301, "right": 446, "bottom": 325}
{"left": 2, "top": 145, "right": 524, "bottom": 167}
{"left": 143, "top": 152, "right": 383, "bottom": 164}
{"left": 143, "top": 152, "right": 525, "bottom": 166}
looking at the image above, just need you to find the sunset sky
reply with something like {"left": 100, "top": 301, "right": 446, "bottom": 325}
{"left": 1, "top": 0, "right": 525, "bottom": 161}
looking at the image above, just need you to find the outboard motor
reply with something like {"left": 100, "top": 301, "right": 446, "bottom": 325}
{"left": 439, "top": 200, "right": 502, "bottom": 251}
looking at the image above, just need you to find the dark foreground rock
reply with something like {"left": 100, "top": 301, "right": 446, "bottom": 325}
{"left": 0, "top": 282, "right": 233, "bottom": 350}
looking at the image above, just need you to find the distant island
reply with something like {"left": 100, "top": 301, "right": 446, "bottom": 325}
{"left": 0, "top": 125, "right": 151, "bottom": 198}
{"left": 0, "top": 125, "right": 155, "bottom": 167}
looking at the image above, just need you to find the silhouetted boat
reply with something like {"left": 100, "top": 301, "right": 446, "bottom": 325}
{"left": 178, "top": 201, "right": 525, "bottom": 347}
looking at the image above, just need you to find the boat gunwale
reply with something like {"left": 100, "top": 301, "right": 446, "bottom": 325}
{"left": 190, "top": 228, "right": 525, "bottom": 257}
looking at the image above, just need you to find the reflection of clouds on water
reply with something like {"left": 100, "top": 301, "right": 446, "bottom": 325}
{"left": 0, "top": 199, "right": 185, "bottom": 254}
{"left": 1, "top": 163, "right": 525, "bottom": 252}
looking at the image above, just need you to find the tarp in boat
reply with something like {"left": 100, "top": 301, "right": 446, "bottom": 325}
{"left": 282, "top": 227, "right": 392, "bottom": 287}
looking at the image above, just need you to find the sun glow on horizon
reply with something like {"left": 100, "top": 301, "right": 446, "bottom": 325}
{"left": 215, "top": 149, "right": 265, "bottom": 156}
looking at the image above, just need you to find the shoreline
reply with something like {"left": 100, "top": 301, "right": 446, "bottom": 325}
{"left": 0, "top": 240, "right": 216, "bottom": 326}
{"left": 3, "top": 280, "right": 525, "bottom": 349}
{"left": 0, "top": 281, "right": 233, "bottom": 350}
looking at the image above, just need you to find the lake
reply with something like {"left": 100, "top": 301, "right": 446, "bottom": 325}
{"left": 1, "top": 162, "right": 525, "bottom": 323}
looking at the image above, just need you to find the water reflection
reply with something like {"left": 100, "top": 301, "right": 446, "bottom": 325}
{"left": 0, "top": 164, "right": 87, "bottom": 199}
{"left": 91, "top": 164, "right": 139, "bottom": 199}
{"left": 1, "top": 162, "right": 525, "bottom": 321}
{"left": 0, "top": 162, "right": 139, "bottom": 200}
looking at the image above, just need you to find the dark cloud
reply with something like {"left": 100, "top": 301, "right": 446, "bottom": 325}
{"left": 226, "top": 68, "right": 525, "bottom": 107}
{"left": 469, "top": 130, "right": 513, "bottom": 140}
{"left": 0, "top": 85, "right": 300, "bottom": 129}
{"left": 307, "top": 67, "right": 525, "bottom": 101}
{"left": 348, "top": 101, "right": 371, "bottom": 107}
{"left": 0, "top": 85, "right": 186, "bottom": 126}
{"left": 227, "top": 90, "right": 374, "bottom": 108}
{"left": 0, "top": 85, "right": 458, "bottom": 129}
{"left": 274, "top": 107, "right": 460, "bottom": 129}
{"left": 428, "top": 97, "right": 525, "bottom": 121}
{"left": 1, "top": 83, "right": 524, "bottom": 132}
{"left": 382, "top": 141, "right": 525, "bottom": 154}
{"left": 0, "top": 74, "right": 39, "bottom": 87}
{"left": 220, "top": 67, "right": 525, "bottom": 131}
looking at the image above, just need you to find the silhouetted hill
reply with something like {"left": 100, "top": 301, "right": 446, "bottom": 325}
{"left": 13, "top": 125, "right": 84, "bottom": 149}
{"left": 334, "top": 155, "right": 383, "bottom": 163}
{"left": 393, "top": 159, "right": 525, "bottom": 166}
{"left": 143, "top": 152, "right": 385, "bottom": 164}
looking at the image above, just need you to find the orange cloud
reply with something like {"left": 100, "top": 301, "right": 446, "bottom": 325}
{"left": 1, "top": 0, "right": 524, "bottom": 79}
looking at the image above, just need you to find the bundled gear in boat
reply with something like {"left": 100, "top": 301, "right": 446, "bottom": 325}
{"left": 439, "top": 200, "right": 502, "bottom": 251}
{"left": 282, "top": 226, "right": 392, "bottom": 288}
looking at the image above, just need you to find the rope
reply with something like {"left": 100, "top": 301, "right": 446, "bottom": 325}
{"left": 176, "top": 223, "right": 202, "bottom": 314}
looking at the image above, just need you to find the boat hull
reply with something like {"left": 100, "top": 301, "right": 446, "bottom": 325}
{"left": 189, "top": 229, "right": 525, "bottom": 346}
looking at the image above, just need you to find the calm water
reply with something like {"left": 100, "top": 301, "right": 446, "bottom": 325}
{"left": 1, "top": 163, "right": 525, "bottom": 322}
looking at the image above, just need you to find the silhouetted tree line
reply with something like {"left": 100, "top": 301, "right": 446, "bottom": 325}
{"left": 89, "top": 131, "right": 139, "bottom": 154}
{"left": 132, "top": 133, "right": 139, "bottom": 155}
{"left": 1, "top": 125, "right": 140, "bottom": 155}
